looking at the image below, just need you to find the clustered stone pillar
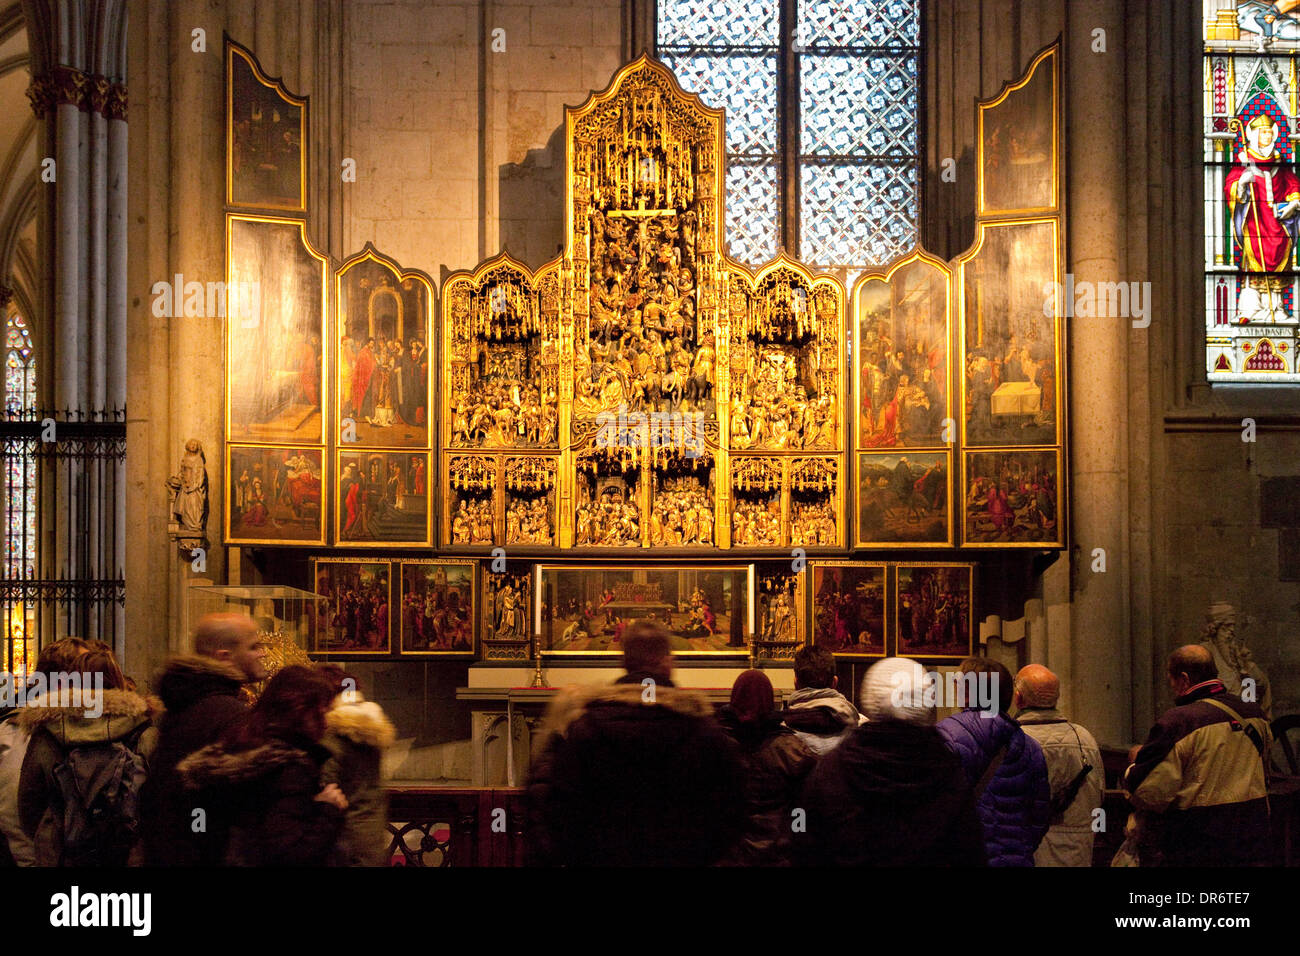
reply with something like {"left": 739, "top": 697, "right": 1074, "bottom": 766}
{"left": 22, "top": 0, "right": 129, "bottom": 644}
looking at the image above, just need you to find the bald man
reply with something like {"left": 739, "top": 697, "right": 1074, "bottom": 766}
{"left": 1013, "top": 665, "right": 1104, "bottom": 866}
{"left": 140, "top": 613, "right": 267, "bottom": 866}
{"left": 1122, "top": 645, "right": 1272, "bottom": 866}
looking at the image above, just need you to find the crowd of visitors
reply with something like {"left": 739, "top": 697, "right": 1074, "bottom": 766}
{"left": 0, "top": 616, "right": 394, "bottom": 867}
{"left": 0, "top": 615, "right": 1275, "bottom": 867}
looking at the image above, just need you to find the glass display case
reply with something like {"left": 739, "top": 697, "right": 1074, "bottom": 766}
{"left": 184, "top": 585, "right": 324, "bottom": 677}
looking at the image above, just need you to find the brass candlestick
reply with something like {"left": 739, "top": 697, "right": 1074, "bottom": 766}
{"left": 532, "top": 632, "right": 545, "bottom": 688}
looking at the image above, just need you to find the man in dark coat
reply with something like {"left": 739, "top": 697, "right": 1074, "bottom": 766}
{"left": 794, "top": 657, "right": 985, "bottom": 866}
{"left": 139, "top": 613, "right": 268, "bottom": 866}
{"left": 525, "top": 621, "right": 744, "bottom": 866}
{"left": 938, "top": 657, "right": 1050, "bottom": 867}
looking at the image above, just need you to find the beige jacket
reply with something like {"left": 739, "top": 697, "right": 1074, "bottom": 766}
{"left": 1017, "top": 707, "right": 1104, "bottom": 867}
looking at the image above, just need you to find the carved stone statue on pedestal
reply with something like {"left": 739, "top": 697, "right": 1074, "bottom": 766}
{"left": 166, "top": 438, "right": 209, "bottom": 552}
{"left": 1199, "top": 602, "right": 1272, "bottom": 720}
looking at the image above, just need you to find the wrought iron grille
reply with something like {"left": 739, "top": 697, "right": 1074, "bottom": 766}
{"left": 0, "top": 407, "right": 126, "bottom": 671}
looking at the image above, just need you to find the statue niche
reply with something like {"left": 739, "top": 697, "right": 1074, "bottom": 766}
{"left": 727, "top": 261, "right": 841, "bottom": 453}
{"left": 444, "top": 256, "right": 560, "bottom": 452}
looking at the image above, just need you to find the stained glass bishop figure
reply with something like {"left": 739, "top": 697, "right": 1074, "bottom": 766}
{"left": 1225, "top": 97, "right": 1300, "bottom": 324}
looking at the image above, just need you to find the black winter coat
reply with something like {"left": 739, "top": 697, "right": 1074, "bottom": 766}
{"left": 526, "top": 675, "right": 745, "bottom": 867}
{"left": 177, "top": 734, "right": 343, "bottom": 867}
{"left": 139, "top": 656, "right": 249, "bottom": 866}
{"left": 793, "top": 720, "right": 987, "bottom": 867}
{"left": 717, "top": 707, "right": 816, "bottom": 866}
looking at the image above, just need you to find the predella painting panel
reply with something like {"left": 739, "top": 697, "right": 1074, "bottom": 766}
{"left": 979, "top": 47, "right": 1055, "bottom": 216}
{"left": 857, "top": 451, "right": 950, "bottom": 546}
{"left": 895, "top": 564, "right": 973, "bottom": 660}
{"left": 227, "top": 216, "right": 325, "bottom": 444}
{"left": 399, "top": 560, "right": 476, "bottom": 656}
{"left": 227, "top": 444, "right": 324, "bottom": 545}
{"left": 228, "top": 43, "right": 306, "bottom": 212}
{"left": 809, "top": 562, "right": 887, "bottom": 659}
{"left": 338, "top": 256, "right": 432, "bottom": 448}
{"left": 961, "top": 219, "right": 1059, "bottom": 447}
{"left": 337, "top": 450, "right": 430, "bottom": 546}
{"left": 856, "top": 258, "right": 950, "bottom": 451}
{"left": 540, "top": 565, "right": 749, "bottom": 656}
{"left": 963, "top": 449, "right": 1061, "bottom": 546}
{"left": 311, "top": 559, "right": 392, "bottom": 655}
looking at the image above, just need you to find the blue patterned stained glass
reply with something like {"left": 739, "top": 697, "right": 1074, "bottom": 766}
{"left": 727, "top": 162, "right": 780, "bottom": 265}
{"left": 658, "top": 0, "right": 778, "bottom": 47}
{"left": 801, "top": 54, "right": 917, "bottom": 157}
{"left": 664, "top": 54, "right": 777, "bottom": 155}
{"left": 797, "top": 0, "right": 920, "bottom": 48}
{"left": 659, "top": 1, "right": 921, "bottom": 270}
{"left": 801, "top": 162, "right": 917, "bottom": 269}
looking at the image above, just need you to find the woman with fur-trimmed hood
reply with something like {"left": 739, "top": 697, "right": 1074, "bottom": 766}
{"left": 177, "top": 666, "right": 347, "bottom": 867}
{"left": 316, "top": 666, "right": 396, "bottom": 866}
{"left": 17, "top": 642, "right": 158, "bottom": 867}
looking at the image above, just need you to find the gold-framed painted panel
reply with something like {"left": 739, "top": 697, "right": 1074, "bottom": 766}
{"left": 753, "top": 567, "right": 806, "bottom": 662}
{"left": 335, "top": 449, "right": 431, "bottom": 547}
{"left": 894, "top": 562, "right": 974, "bottom": 660}
{"left": 855, "top": 450, "right": 953, "bottom": 548}
{"left": 957, "top": 217, "right": 1062, "bottom": 449}
{"left": 807, "top": 560, "right": 888, "bottom": 660}
{"left": 961, "top": 447, "right": 1063, "bottom": 548}
{"left": 336, "top": 244, "right": 435, "bottom": 450}
{"left": 852, "top": 250, "right": 953, "bottom": 452}
{"left": 537, "top": 563, "right": 752, "bottom": 656}
{"left": 482, "top": 566, "right": 533, "bottom": 660}
{"left": 977, "top": 43, "right": 1059, "bottom": 219}
{"left": 226, "top": 214, "right": 328, "bottom": 445}
{"left": 397, "top": 559, "right": 477, "bottom": 657}
{"left": 226, "top": 443, "right": 326, "bottom": 546}
{"left": 226, "top": 39, "right": 307, "bottom": 213}
{"left": 309, "top": 557, "right": 392, "bottom": 655}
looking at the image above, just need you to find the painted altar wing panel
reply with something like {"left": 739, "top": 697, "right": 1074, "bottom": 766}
{"left": 336, "top": 450, "right": 431, "bottom": 547}
{"left": 226, "top": 444, "right": 326, "bottom": 546}
{"left": 227, "top": 42, "right": 307, "bottom": 213}
{"left": 310, "top": 558, "right": 392, "bottom": 655}
{"left": 894, "top": 563, "right": 974, "bottom": 660}
{"left": 336, "top": 252, "right": 434, "bottom": 449}
{"left": 962, "top": 448, "right": 1062, "bottom": 548}
{"left": 959, "top": 219, "right": 1060, "bottom": 448}
{"left": 226, "top": 216, "right": 326, "bottom": 446}
{"left": 808, "top": 561, "right": 887, "bottom": 659}
{"left": 398, "top": 560, "right": 477, "bottom": 657}
{"left": 978, "top": 47, "right": 1057, "bottom": 217}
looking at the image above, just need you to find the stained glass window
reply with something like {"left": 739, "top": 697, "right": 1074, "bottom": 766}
{"left": 1204, "top": 1, "right": 1300, "bottom": 383}
{"left": 3, "top": 309, "right": 36, "bottom": 674}
{"left": 658, "top": 0, "right": 921, "bottom": 275}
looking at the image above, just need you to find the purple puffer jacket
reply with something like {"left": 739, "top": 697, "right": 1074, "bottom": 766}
{"left": 938, "top": 710, "right": 1050, "bottom": 866}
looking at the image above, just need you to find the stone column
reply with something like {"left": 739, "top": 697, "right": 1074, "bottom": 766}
{"left": 23, "top": 0, "right": 129, "bottom": 646}
{"left": 1065, "top": 0, "right": 1132, "bottom": 744}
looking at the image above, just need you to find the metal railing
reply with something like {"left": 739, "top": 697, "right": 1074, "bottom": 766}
{"left": 0, "top": 407, "right": 126, "bottom": 668}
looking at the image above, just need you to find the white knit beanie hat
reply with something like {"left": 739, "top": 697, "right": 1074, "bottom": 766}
{"left": 859, "top": 656, "right": 933, "bottom": 725}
